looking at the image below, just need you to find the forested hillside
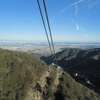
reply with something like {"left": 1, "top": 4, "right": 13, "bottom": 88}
{"left": 0, "top": 48, "right": 100, "bottom": 100}
{"left": 0, "top": 48, "right": 47, "bottom": 99}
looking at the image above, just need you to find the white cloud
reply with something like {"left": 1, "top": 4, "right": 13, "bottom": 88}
{"left": 52, "top": 13, "right": 59, "bottom": 20}
{"left": 70, "top": 19, "right": 96, "bottom": 39}
{"left": 60, "top": 0, "right": 84, "bottom": 26}
{"left": 60, "top": 0, "right": 84, "bottom": 13}
{"left": 75, "top": 4, "right": 78, "bottom": 14}
{"left": 59, "top": 0, "right": 97, "bottom": 40}
{"left": 71, "top": 18, "right": 80, "bottom": 30}
{"left": 81, "top": 27, "right": 89, "bottom": 37}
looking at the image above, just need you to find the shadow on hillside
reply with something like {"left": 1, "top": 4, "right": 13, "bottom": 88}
{"left": 54, "top": 90, "right": 64, "bottom": 100}
{"left": 40, "top": 56, "right": 49, "bottom": 62}
{"left": 42, "top": 48, "right": 100, "bottom": 67}
{"left": 41, "top": 49, "right": 100, "bottom": 94}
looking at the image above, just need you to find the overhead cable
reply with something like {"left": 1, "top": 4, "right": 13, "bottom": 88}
{"left": 36, "top": 0, "right": 53, "bottom": 55}
{"left": 42, "top": 0, "right": 57, "bottom": 64}
{"left": 71, "top": 71, "right": 100, "bottom": 74}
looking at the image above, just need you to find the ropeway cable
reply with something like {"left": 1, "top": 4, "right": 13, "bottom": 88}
{"left": 36, "top": 0, "right": 57, "bottom": 65}
{"left": 36, "top": 0, "right": 53, "bottom": 55}
{"left": 42, "top": 0, "right": 57, "bottom": 64}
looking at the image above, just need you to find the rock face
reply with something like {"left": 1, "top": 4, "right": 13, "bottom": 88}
{"left": 0, "top": 48, "right": 100, "bottom": 100}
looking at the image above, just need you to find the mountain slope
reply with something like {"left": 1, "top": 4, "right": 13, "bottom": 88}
{"left": 0, "top": 48, "right": 100, "bottom": 100}
{"left": 45, "top": 48, "right": 100, "bottom": 72}
{"left": 0, "top": 48, "right": 47, "bottom": 99}
{"left": 43, "top": 48, "right": 100, "bottom": 93}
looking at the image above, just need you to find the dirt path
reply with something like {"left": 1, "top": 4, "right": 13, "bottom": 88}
{"left": 38, "top": 71, "right": 50, "bottom": 87}
{"left": 54, "top": 72, "right": 60, "bottom": 86}
{"left": 24, "top": 67, "right": 63, "bottom": 100}
{"left": 24, "top": 71, "right": 50, "bottom": 100}
{"left": 52, "top": 72, "right": 60, "bottom": 91}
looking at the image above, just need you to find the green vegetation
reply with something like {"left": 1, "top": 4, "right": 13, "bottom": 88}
{"left": 0, "top": 48, "right": 100, "bottom": 100}
{"left": 59, "top": 72, "right": 100, "bottom": 100}
{"left": 0, "top": 49, "right": 47, "bottom": 99}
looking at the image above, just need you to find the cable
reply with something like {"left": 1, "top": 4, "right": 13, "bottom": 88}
{"left": 36, "top": 0, "right": 53, "bottom": 55}
{"left": 71, "top": 71, "right": 100, "bottom": 74}
{"left": 42, "top": 0, "right": 57, "bottom": 65}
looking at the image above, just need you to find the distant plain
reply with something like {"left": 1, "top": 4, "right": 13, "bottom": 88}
{"left": 0, "top": 42, "right": 100, "bottom": 56}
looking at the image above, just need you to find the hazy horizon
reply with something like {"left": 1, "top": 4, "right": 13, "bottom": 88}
{"left": 0, "top": 40, "right": 100, "bottom": 44}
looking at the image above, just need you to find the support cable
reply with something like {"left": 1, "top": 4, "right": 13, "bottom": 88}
{"left": 36, "top": 0, "right": 53, "bottom": 55}
{"left": 42, "top": 0, "right": 57, "bottom": 64}
{"left": 70, "top": 71, "right": 100, "bottom": 74}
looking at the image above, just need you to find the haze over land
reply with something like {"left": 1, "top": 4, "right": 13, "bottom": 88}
{"left": 0, "top": 41, "right": 100, "bottom": 56}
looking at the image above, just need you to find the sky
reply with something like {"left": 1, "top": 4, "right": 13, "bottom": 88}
{"left": 0, "top": 0, "right": 100, "bottom": 43}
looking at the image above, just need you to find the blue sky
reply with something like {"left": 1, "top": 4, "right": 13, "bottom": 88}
{"left": 0, "top": 0, "right": 100, "bottom": 42}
